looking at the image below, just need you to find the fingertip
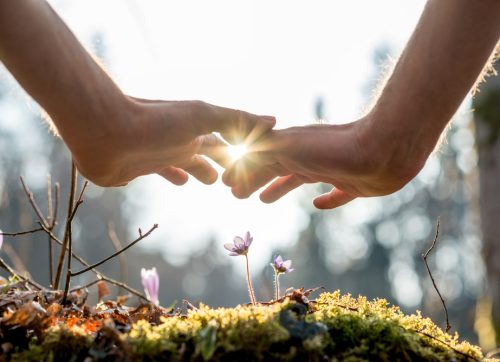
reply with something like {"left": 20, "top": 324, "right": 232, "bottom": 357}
{"left": 169, "top": 174, "right": 189, "bottom": 186}
{"left": 158, "top": 167, "right": 189, "bottom": 186}
{"left": 200, "top": 171, "right": 218, "bottom": 185}
{"left": 312, "top": 195, "right": 332, "bottom": 209}
{"left": 221, "top": 170, "right": 233, "bottom": 187}
{"left": 259, "top": 188, "right": 281, "bottom": 203}
{"left": 259, "top": 192, "right": 274, "bottom": 204}
{"left": 232, "top": 187, "right": 251, "bottom": 200}
{"left": 261, "top": 115, "right": 276, "bottom": 129}
{"left": 312, "top": 190, "right": 356, "bottom": 209}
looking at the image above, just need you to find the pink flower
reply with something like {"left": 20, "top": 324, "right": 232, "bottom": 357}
{"left": 141, "top": 267, "right": 159, "bottom": 306}
{"left": 271, "top": 255, "right": 294, "bottom": 274}
{"left": 224, "top": 231, "right": 253, "bottom": 256}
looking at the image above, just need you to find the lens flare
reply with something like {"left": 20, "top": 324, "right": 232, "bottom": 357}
{"left": 227, "top": 144, "right": 248, "bottom": 161}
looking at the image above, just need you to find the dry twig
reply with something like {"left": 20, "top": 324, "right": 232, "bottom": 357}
{"left": 71, "top": 224, "right": 158, "bottom": 277}
{"left": 413, "top": 330, "right": 479, "bottom": 362}
{"left": 0, "top": 256, "right": 43, "bottom": 290}
{"left": 63, "top": 180, "right": 88, "bottom": 303}
{"left": 0, "top": 228, "right": 44, "bottom": 236}
{"left": 54, "top": 162, "right": 77, "bottom": 290}
{"left": 422, "top": 218, "right": 451, "bottom": 333}
{"left": 69, "top": 278, "right": 102, "bottom": 293}
{"left": 19, "top": 176, "right": 48, "bottom": 228}
{"left": 11, "top": 165, "right": 150, "bottom": 302}
{"left": 38, "top": 222, "right": 148, "bottom": 301}
{"left": 47, "top": 175, "right": 54, "bottom": 285}
{"left": 107, "top": 221, "right": 127, "bottom": 294}
{"left": 2, "top": 243, "right": 29, "bottom": 276}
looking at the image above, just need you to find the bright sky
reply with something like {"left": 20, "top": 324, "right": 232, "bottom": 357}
{"left": 48, "top": 0, "right": 426, "bottom": 269}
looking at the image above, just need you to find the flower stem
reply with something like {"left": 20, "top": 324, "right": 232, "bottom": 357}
{"left": 274, "top": 271, "right": 280, "bottom": 300}
{"left": 245, "top": 254, "right": 256, "bottom": 305}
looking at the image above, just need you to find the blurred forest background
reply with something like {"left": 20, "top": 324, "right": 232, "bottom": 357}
{"left": 0, "top": 0, "right": 499, "bottom": 353}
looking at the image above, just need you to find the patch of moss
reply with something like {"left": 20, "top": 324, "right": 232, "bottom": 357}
{"left": 9, "top": 291, "right": 499, "bottom": 362}
{"left": 11, "top": 327, "right": 91, "bottom": 362}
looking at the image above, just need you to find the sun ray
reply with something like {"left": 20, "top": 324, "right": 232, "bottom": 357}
{"left": 227, "top": 144, "right": 248, "bottom": 161}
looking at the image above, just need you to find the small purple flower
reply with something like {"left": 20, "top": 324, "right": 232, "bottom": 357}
{"left": 141, "top": 267, "right": 159, "bottom": 306}
{"left": 271, "top": 255, "right": 294, "bottom": 274}
{"left": 224, "top": 232, "right": 257, "bottom": 304}
{"left": 224, "top": 231, "right": 253, "bottom": 256}
{"left": 271, "top": 255, "right": 293, "bottom": 300}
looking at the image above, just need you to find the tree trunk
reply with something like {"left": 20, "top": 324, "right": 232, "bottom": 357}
{"left": 474, "top": 64, "right": 500, "bottom": 334}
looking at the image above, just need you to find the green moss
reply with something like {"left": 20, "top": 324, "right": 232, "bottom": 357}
{"left": 9, "top": 291, "right": 499, "bottom": 362}
{"left": 11, "top": 327, "right": 91, "bottom": 362}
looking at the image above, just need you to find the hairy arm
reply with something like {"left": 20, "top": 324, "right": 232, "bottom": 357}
{"left": 366, "top": 0, "right": 500, "bottom": 176}
{"left": 224, "top": 0, "right": 500, "bottom": 209}
{"left": 0, "top": 0, "right": 274, "bottom": 186}
{"left": 0, "top": 0, "right": 129, "bottom": 146}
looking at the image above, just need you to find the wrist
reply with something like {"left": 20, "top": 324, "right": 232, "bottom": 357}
{"left": 61, "top": 94, "right": 138, "bottom": 186}
{"left": 358, "top": 110, "right": 431, "bottom": 187}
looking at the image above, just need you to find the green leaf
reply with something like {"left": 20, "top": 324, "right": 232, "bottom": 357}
{"left": 196, "top": 323, "right": 218, "bottom": 361}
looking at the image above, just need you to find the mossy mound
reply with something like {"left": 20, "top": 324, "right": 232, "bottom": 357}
{"left": 8, "top": 291, "right": 496, "bottom": 361}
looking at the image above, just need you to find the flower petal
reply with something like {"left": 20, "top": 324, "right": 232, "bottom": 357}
{"left": 282, "top": 260, "right": 292, "bottom": 269}
{"left": 228, "top": 252, "right": 239, "bottom": 256}
{"left": 245, "top": 232, "right": 253, "bottom": 247}
{"left": 233, "top": 236, "right": 245, "bottom": 248}
{"left": 224, "top": 243, "right": 236, "bottom": 251}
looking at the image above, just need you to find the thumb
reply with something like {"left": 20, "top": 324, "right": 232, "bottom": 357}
{"left": 313, "top": 188, "right": 356, "bottom": 209}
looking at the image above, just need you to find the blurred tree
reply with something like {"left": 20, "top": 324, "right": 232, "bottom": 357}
{"left": 474, "top": 63, "right": 500, "bottom": 337}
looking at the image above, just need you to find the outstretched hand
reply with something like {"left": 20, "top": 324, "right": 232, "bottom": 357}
{"left": 71, "top": 97, "right": 275, "bottom": 187}
{"left": 222, "top": 117, "right": 425, "bottom": 209}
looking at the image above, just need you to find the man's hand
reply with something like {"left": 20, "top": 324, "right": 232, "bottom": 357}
{"left": 222, "top": 116, "right": 423, "bottom": 209}
{"left": 71, "top": 97, "right": 275, "bottom": 187}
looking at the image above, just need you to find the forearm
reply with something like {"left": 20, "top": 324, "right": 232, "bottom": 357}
{"left": 367, "top": 0, "right": 500, "bottom": 168}
{"left": 0, "top": 0, "right": 131, "bottom": 145}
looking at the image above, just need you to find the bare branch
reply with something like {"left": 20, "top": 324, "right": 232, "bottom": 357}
{"left": 100, "top": 275, "right": 147, "bottom": 301}
{"left": 0, "top": 256, "right": 44, "bottom": 290}
{"left": 75, "top": 181, "right": 89, "bottom": 208}
{"left": 52, "top": 182, "right": 60, "bottom": 228}
{"left": 71, "top": 224, "right": 158, "bottom": 277}
{"left": 47, "top": 175, "right": 53, "bottom": 226}
{"left": 69, "top": 278, "right": 101, "bottom": 293}
{"left": 48, "top": 182, "right": 61, "bottom": 287}
{"left": 47, "top": 176, "right": 54, "bottom": 287}
{"left": 54, "top": 162, "right": 78, "bottom": 289}
{"left": 38, "top": 223, "right": 63, "bottom": 246}
{"left": 0, "top": 228, "right": 44, "bottom": 236}
{"left": 70, "top": 275, "right": 147, "bottom": 302}
{"left": 107, "top": 221, "right": 127, "bottom": 294}
{"left": 62, "top": 219, "right": 73, "bottom": 304}
{"left": 413, "top": 330, "right": 479, "bottom": 361}
{"left": 37, "top": 222, "right": 148, "bottom": 302}
{"left": 68, "top": 181, "right": 88, "bottom": 223}
{"left": 2, "top": 243, "right": 29, "bottom": 276}
{"left": 19, "top": 176, "right": 48, "bottom": 228}
{"left": 63, "top": 180, "right": 88, "bottom": 303}
{"left": 422, "top": 218, "right": 451, "bottom": 333}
